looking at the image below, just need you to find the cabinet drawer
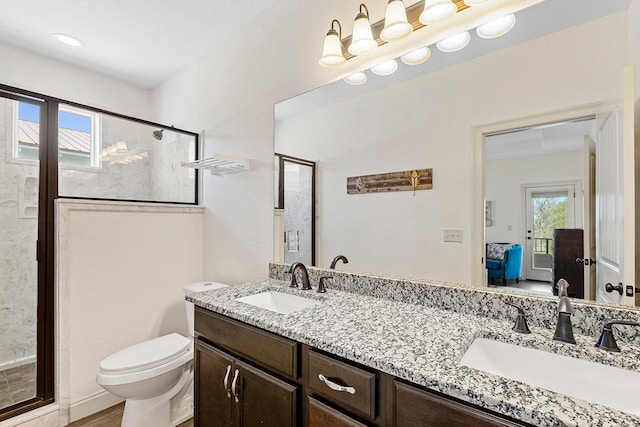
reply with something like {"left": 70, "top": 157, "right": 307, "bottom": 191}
{"left": 195, "top": 307, "right": 298, "bottom": 379}
{"left": 394, "top": 381, "right": 524, "bottom": 427}
{"left": 309, "top": 396, "right": 367, "bottom": 427}
{"left": 308, "top": 350, "right": 376, "bottom": 420}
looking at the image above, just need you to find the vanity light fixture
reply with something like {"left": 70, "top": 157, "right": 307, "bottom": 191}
{"left": 319, "top": 19, "right": 346, "bottom": 67}
{"left": 371, "top": 58, "right": 399, "bottom": 76}
{"left": 380, "top": 0, "right": 413, "bottom": 42}
{"left": 463, "top": 0, "right": 493, "bottom": 6}
{"left": 419, "top": 0, "right": 457, "bottom": 25}
{"left": 476, "top": 14, "right": 516, "bottom": 39}
{"left": 318, "top": 0, "right": 523, "bottom": 85}
{"left": 53, "top": 33, "right": 84, "bottom": 47}
{"left": 349, "top": 4, "right": 378, "bottom": 56}
{"left": 343, "top": 71, "right": 368, "bottom": 85}
{"left": 436, "top": 31, "right": 471, "bottom": 52}
{"left": 400, "top": 46, "right": 431, "bottom": 65}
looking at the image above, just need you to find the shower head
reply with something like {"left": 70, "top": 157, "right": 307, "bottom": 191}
{"left": 152, "top": 129, "right": 164, "bottom": 140}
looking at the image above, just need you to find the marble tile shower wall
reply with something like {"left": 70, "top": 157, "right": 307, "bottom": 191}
{"left": 150, "top": 133, "right": 195, "bottom": 203}
{"left": 269, "top": 263, "right": 640, "bottom": 349}
{"left": 1, "top": 99, "right": 37, "bottom": 368}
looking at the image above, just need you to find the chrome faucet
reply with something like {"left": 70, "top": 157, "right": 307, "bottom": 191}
{"left": 553, "top": 279, "right": 576, "bottom": 344}
{"left": 286, "top": 262, "right": 312, "bottom": 290}
{"left": 330, "top": 255, "right": 349, "bottom": 269}
{"left": 595, "top": 320, "right": 640, "bottom": 352}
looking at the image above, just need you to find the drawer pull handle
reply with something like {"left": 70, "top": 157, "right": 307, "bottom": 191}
{"left": 231, "top": 369, "right": 240, "bottom": 403}
{"left": 223, "top": 365, "right": 232, "bottom": 398}
{"left": 318, "top": 374, "right": 355, "bottom": 394}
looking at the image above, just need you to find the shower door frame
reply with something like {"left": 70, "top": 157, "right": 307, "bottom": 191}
{"left": 0, "top": 86, "right": 57, "bottom": 421}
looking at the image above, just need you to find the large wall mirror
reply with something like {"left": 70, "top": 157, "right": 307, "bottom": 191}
{"left": 274, "top": 0, "right": 635, "bottom": 305}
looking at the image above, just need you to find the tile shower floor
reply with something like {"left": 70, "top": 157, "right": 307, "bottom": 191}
{"left": 0, "top": 362, "right": 36, "bottom": 408}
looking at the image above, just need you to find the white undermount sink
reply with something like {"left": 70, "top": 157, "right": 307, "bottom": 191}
{"left": 460, "top": 337, "right": 640, "bottom": 416}
{"left": 235, "top": 291, "right": 319, "bottom": 314}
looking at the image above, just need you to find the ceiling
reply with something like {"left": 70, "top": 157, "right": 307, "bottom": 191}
{"left": 0, "top": 0, "right": 275, "bottom": 89}
{"left": 485, "top": 119, "right": 595, "bottom": 161}
{"left": 0, "top": 0, "right": 631, "bottom": 93}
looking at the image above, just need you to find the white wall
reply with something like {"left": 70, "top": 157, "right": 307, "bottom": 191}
{"left": 0, "top": 41, "right": 150, "bottom": 118}
{"left": 274, "top": 12, "right": 627, "bottom": 284}
{"left": 56, "top": 201, "right": 203, "bottom": 422}
{"left": 150, "top": 1, "right": 359, "bottom": 284}
{"left": 485, "top": 150, "right": 584, "bottom": 245}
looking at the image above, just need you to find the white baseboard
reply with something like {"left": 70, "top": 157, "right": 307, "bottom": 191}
{"left": 69, "top": 391, "right": 123, "bottom": 423}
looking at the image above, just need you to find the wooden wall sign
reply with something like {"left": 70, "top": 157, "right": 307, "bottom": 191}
{"left": 347, "top": 168, "right": 433, "bottom": 194}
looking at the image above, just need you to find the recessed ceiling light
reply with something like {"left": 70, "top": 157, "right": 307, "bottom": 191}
{"left": 53, "top": 33, "right": 84, "bottom": 48}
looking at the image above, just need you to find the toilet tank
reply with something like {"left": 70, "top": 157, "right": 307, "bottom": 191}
{"left": 183, "top": 282, "right": 228, "bottom": 337}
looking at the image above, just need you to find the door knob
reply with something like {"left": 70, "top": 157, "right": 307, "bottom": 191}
{"left": 605, "top": 282, "right": 623, "bottom": 295}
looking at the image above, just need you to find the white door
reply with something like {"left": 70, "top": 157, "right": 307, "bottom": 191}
{"left": 595, "top": 66, "right": 635, "bottom": 305}
{"left": 524, "top": 184, "right": 576, "bottom": 282}
{"left": 582, "top": 135, "right": 596, "bottom": 299}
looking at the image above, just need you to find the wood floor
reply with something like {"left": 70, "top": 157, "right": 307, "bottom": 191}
{"left": 67, "top": 403, "right": 194, "bottom": 427}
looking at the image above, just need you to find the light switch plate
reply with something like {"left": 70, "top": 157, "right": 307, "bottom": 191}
{"left": 444, "top": 229, "right": 463, "bottom": 243}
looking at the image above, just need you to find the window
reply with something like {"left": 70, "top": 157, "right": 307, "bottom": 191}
{"left": 58, "top": 104, "right": 101, "bottom": 168}
{"left": 15, "top": 102, "right": 101, "bottom": 167}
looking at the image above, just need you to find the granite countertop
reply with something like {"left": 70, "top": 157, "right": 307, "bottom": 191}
{"left": 188, "top": 279, "right": 640, "bottom": 427}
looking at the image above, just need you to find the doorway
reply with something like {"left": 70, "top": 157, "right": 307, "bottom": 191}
{"left": 482, "top": 112, "right": 595, "bottom": 295}
{"left": 275, "top": 154, "right": 316, "bottom": 266}
{"left": 523, "top": 184, "right": 576, "bottom": 282}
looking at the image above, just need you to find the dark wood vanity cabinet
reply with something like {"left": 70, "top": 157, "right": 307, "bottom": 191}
{"left": 194, "top": 308, "right": 298, "bottom": 427}
{"left": 194, "top": 306, "right": 529, "bottom": 427}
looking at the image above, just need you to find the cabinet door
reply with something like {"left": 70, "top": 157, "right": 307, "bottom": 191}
{"left": 394, "top": 381, "right": 523, "bottom": 427}
{"left": 194, "top": 340, "right": 235, "bottom": 427}
{"left": 237, "top": 360, "right": 297, "bottom": 427}
{"left": 309, "top": 397, "right": 367, "bottom": 427}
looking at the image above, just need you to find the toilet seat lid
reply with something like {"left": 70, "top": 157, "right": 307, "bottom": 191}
{"left": 100, "top": 333, "right": 191, "bottom": 374}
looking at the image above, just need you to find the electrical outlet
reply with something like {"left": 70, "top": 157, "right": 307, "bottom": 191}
{"left": 444, "top": 229, "right": 463, "bottom": 243}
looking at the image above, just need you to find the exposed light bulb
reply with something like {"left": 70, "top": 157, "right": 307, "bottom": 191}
{"left": 343, "top": 71, "right": 368, "bottom": 85}
{"left": 436, "top": 31, "right": 471, "bottom": 52}
{"left": 371, "top": 59, "right": 399, "bottom": 76}
{"left": 400, "top": 47, "right": 431, "bottom": 65}
{"left": 476, "top": 14, "right": 516, "bottom": 39}
{"left": 419, "top": 0, "right": 457, "bottom": 25}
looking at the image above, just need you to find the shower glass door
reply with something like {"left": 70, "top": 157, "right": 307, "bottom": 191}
{"left": 275, "top": 154, "right": 315, "bottom": 266}
{"left": 0, "top": 96, "right": 41, "bottom": 411}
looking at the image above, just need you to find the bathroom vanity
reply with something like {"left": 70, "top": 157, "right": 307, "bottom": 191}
{"left": 189, "top": 266, "right": 640, "bottom": 427}
{"left": 194, "top": 307, "right": 520, "bottom": 426}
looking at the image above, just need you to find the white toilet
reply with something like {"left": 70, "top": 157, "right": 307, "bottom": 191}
{"left": 96, "top": 281, "right": 228, "bottom": 427}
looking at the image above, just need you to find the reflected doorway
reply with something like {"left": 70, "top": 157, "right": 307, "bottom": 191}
{"left": 274, "top": 154, "right": 316, "bottom": 266}
{"left": 524, "top": 184, "right": 576, "bottom": 282}
{"left": 484, "top": 116, "right": 595, "bottom": 296}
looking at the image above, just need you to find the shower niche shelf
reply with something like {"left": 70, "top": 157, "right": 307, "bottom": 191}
{"left": 182, "top": 153, "right": 251, "bottom": 176}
